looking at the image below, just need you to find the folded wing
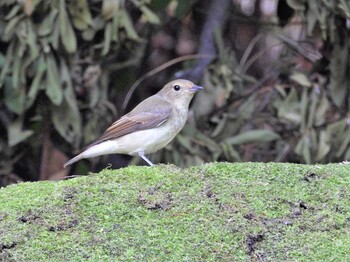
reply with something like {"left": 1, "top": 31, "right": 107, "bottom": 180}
{"left": 87, "top": 95, "right": 172, "bottom": 148}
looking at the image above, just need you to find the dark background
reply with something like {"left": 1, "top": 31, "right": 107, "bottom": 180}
{"left": 0, "top": 0, "right": 349, "bottom": 186}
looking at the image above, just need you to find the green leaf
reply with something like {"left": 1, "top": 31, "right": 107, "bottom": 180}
{"left": 4, "top": 77, "right": 26, "bottom": 114}
{"left": 81, "top": 27, "right": 96, "bottom": 41}
{"left": 307, "top": 89, "right": 319, "bottom": 128}
{"left": 70, "top": 0, "right": 93, "bottom": 30}
{"left": 11, "top": 45, "right": 22, "bottom": 90}
{"left": 306, "top": 1, "right": 318, "bottom": 36}
{"left": 119, "top": 9, "right": 139, "bottom": 40}
{"left": 80, "top": 65, "right": 102, "bottom": 108}
{"left": 130, "top": 0, "right": 160, "bottom": 24}
{"left": 327, "top": 120, "right": 347, "bottom": 158}
{"left": 329, "top": 40, "right": 349, "bottom": 107}
{"left": 4, "top": 4, "right": 21, "bottom": 20}
{"left": 102, "top": 21, "right": 112, "bottom": 55}
{"left": 274, "top": 89, "right": 301, "bottom": 124}
{"left": 300, "top": 87, "right": 308, "bottom": 130}
{"left": 195, "top": 131, "right": 221, "bottom": 153}
{"left": 38, "top": 9, "right": 58, "bottom": 36}
{"left": 211, "top": 114, "right": 227, "bottom": 137}
{"left": 223, "top": 130, "right": 280, "bottom": 145}
{"left": 0, "top": 42, "right": 14, "bottom": 88}
{"left": 0, "top": 53, "right": 5, "bottom": 68}
{"left": 295, "top": 134, "right": 311, "bottom": 164}
{"left": 314, "top": 94, "right": 329, "bottom": 126}
{"left": 26, "top": 21, "right": 39, "bottom": 61}
{"left": 176, "top": 134, "right": 195, "bottom": 154}
{"left": 315, "top": 130, "right": 330, "bottom": 161}
{"left": 3, "top": 14, "right": 24, "bottom": 41}
{"left": 59, "top": 0, "right": 77, "bottom": 53}
{"left": 345, "top": 147, "right": 350, "bottom": 161}
{"left": 275, "top": 84, "right": 287, "bottom": 97}
{"left": 51, "top": 22, "right": 60, "bottom": 49}
{"left": 26, "top": 55, "right": 46, "bottom": 109}
{"left": 45, "top": 54, "right": 63, "bottom": 105}
{"left": 52, "top": 59, "right": 82, "bottom": 147}
{"left": 336, "top": 126, "right": 350, "bottom": 157}
{"left": 338, "top": 0, "right": 350, "bottom": 19}
{"left": 7, "top": 119, "right": 34, "bottom": 147}
{"left": 101, "top": 0, "right": 120, "bottom": 20}
{"left": 140, "top": 6, "right": 160, "bottom": 24}
{"left": 111, "top": 10, "right": 120, "bottom": 41}
{"left": 290, "top": 72, "right": 312, "bottom": 87}
{"left": 221, "top": 142, "right": 241, "bottom": 161}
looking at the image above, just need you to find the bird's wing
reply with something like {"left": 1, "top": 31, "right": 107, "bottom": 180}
{"left": 87, "top": 95, "right": 172, "bottom": 147}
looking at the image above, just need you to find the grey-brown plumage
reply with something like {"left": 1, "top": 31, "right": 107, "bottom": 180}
{"left": 64, "top": 79, "right": 202, "bottom": 167}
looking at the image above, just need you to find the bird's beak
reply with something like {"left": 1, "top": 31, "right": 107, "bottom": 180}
{"left": 189, "top": 85, "right": 203, "bottom": 92}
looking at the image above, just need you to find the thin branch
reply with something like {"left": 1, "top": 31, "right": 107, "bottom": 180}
{"left": 121, "top": 54, "right": 214, "bottom": 113}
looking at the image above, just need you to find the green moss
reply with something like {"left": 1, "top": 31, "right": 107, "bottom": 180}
{"left": 0, "top": 162, "right": 349, "bottom": 261}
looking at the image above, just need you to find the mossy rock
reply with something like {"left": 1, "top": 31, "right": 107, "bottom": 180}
{"left": 0, "top": 162, "right": 349, "bottom": 261}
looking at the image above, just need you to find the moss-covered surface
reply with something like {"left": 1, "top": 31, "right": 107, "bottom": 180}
{"left": 0, "top": 162, "right": 349, "bottom": 261}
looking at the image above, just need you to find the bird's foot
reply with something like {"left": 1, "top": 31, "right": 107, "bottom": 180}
{"left": 138, "top": 151, "right": 154, "bottom": 166}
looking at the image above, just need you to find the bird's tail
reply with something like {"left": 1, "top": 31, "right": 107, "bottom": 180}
{"left": 64, "top": 140, "right": 119, "bottom": 168}
{"left": 64, "top": 154, "right": 84, "bottom": 168}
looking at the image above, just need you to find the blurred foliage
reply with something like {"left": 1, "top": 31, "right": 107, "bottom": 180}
{"left": 0, "top": 0, "right": 349, "bottom": 185}
{"left": 159, "top": 0, "right": 350, "bottom": 166}
{"left": 0, "top": 0, "right": 171, "bottom": 183}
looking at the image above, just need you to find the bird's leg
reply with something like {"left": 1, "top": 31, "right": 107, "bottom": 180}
{"left": 138, "top": 151, "right": 154, "bottom": 166}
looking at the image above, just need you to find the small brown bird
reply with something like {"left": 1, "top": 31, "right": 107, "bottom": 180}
{"left": 64, "top": 79, "right": 202, "bottom": 167}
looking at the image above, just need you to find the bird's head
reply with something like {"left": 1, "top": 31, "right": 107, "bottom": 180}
{"left": 158, "top": 79, "right": 203, "bottom": 107}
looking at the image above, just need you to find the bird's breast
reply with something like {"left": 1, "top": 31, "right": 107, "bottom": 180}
{"left": 112, "top": 107, "right": 188, "bottom": 155}
{"left": 169, "top": 107, "right": 188, "bottom": 130}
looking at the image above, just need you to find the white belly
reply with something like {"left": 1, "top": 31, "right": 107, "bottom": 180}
{"left": 110, "top": 123, "right": 180, "bottom": 155}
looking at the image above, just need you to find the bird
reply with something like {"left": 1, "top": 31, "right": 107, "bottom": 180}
{"left": 64, "top": 79, "right": 203, "bottom": 168}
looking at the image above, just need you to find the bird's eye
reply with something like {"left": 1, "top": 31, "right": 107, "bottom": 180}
{"left": 173, "top": 85, "right": 181, "bottom": 91}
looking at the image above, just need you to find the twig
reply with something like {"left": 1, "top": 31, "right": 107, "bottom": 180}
{"left": 121, "top": 54, "right": 214, "bottom": 113}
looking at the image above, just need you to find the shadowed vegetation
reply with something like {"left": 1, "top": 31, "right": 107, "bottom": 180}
{"left": 0, "top": 1, "right": 349, "bottom": 183}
